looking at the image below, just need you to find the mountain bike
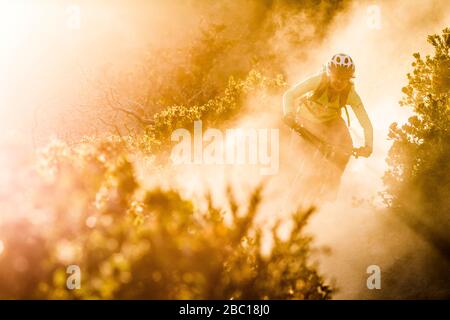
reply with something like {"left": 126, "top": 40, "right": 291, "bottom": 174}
{"left": 282, "top": 115, "right": 363, "bottom": 203}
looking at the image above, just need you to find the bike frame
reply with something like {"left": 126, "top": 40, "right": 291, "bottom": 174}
{"left": 286, "top": 119, "right": 358, "bottom": 160}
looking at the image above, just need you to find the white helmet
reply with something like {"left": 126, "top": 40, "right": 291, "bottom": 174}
{"left": 326, "top": 53, "right": 355, "bottom": 78}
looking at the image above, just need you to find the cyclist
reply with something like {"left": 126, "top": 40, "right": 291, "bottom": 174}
{"left": 282, "top": 53, "right": 373, "bottom": 195}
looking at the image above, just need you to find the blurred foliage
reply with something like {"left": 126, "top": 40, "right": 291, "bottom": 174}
{"left": 0, "top": 137, "right": 331, "bottom": 299}
{"left": 0, "top": 55, "right": 330, "bottom": 300}
{"left": 0, "top": 59, "right": 331, "bottom": 299}
{"left": 383, "top": 28, "right": 450, "bottom": 259}
{"left": 0, "top": 0, "right": 351, "bottom": 299}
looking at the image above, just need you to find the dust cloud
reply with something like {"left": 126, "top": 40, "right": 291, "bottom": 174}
{"left": 293, "top": 0, "right": 450, "bottom": 299}
{"left": 1, "top": 0, "right": 449, "bottom": 298}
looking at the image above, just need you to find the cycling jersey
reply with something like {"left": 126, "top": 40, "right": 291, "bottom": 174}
{"left": 283, "top": 71, "right": 373, "bottom": 148}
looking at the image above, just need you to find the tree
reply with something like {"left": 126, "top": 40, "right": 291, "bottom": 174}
{"left": 383, "top": 28, "right": 450, "bottom": 259}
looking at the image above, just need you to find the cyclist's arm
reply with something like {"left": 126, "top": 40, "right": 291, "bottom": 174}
{"left": 282, "top": 73, "right": 322, "bottom": 116}
{"left": 348, "top": 89, "right": 373, "bottom": 150}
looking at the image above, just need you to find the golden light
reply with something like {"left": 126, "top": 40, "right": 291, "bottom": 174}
{"left": 86, "top": 216, "right": 97, "bottom": 228}
{"left": 0, "top": 1, "right": 34, "bottom": 47}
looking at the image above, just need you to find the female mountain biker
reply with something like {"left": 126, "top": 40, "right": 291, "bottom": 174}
{"left": 282, "top": 53, "right": 373, "bottom": 197}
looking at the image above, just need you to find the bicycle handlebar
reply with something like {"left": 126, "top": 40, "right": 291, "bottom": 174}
{"left": 284, "top": 116, "right": 364, "bottom": 159}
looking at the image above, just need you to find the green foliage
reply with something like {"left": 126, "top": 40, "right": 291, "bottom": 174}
{"left": 135, "top": 70, "right": 286, "bottom": 155}
{"left": 0, "top": 47, "right": 324, "bottom": 300}
{"left": 0, "top": 138, "right": 331, "bottom": 299}
{"left": 0, "top": 0, "right": 352, "bottom": 300}
{"left": 383, "top": 28, "right": 450, "bottom": 257}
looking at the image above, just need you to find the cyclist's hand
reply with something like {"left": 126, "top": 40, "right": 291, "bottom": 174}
{"left": 354, "top": 146, "right": 372, "bottom": 158}
{"left": 283, "top": 113, "right": 297, "bottom": 128}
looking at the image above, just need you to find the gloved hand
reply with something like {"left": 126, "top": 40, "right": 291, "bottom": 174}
{"left": 283, "top": 113, "right": 297, "bottom": 128}
{"left": 354, "top": 145, "right": 373, "bottom": 158}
